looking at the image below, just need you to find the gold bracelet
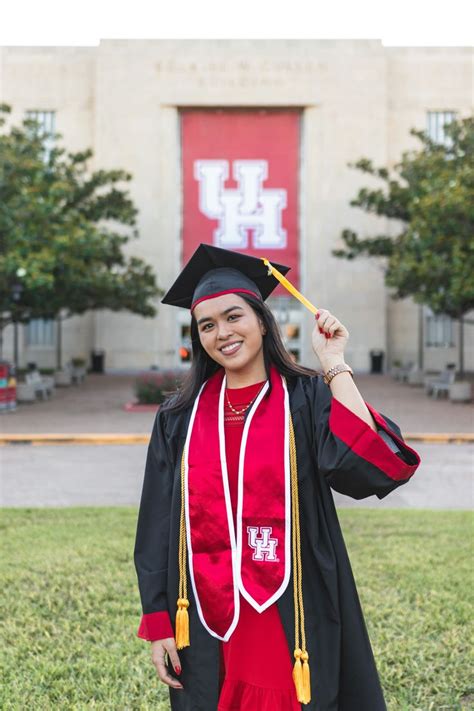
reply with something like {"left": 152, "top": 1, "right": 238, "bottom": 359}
{"left": 323, "top": 363, "right": 354, "bottom": 386}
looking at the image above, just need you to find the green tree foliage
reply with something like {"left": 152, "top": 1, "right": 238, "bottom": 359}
{"left": 333, "top": 115, "right": 474, "bottom": 321}
{"left": 0, "top": 103, "right": 162, "bottom": 338}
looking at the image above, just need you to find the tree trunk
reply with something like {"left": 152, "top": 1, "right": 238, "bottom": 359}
{"left": 56, "top": 317, "right": 62, "bottom": 370}
{"left": 418, "top": 303, "right": 424, "bottom": 371}
{"left": 459, "top": 317, "right": 464, "bottom": 379}
{"left": 13, "top": 322, "right": 19, "bottom": 370}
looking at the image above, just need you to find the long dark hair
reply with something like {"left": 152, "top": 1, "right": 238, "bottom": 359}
{"left": 161, "top": 293, "right": 320, "bottom": 414}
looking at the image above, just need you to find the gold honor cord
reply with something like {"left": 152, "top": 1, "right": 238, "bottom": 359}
{"left": 175, "top": 449, "right": 190, "bottom": 649}
{"left": 289, "top": 414, "right": 311, "bottom": 704}
{"left": 261, "top": 258, "right": 318, "bottom": 316}
{"left": 175, "top": 415, "right": 311, "bottom": 704}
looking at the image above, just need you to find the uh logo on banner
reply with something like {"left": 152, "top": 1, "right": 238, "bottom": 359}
{"left": 194, "top": 159, "right": 287, "bottom": 250}
{"left": 181, "top": 109, "right": 300, "bottom": 290}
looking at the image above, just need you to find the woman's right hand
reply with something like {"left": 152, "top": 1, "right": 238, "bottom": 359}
{"left": 151, "top": 637, "right": 184, "bottom": 690}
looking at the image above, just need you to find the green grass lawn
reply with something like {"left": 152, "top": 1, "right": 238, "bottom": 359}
{"left": 0, "top": 508, "right": 472, "bottom": 710}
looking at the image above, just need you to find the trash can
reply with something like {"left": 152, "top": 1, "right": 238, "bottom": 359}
{"left": 90, "top": 349, "right": 105, "bottom": 373}
{"left": 369, "top": 349, "right": 384, "bottom": 374}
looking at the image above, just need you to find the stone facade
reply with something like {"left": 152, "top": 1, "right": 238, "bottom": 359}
{"left": 0, "top": 40, "right": 472, "bottom": 373}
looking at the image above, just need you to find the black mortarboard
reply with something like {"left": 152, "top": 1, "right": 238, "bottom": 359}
{"left": 161, "top": 243, "right": 291, "bottom": 313}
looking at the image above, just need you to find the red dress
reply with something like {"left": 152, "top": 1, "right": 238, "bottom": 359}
{"left": 217, "top": 380, "right": 300, "bottom": 711}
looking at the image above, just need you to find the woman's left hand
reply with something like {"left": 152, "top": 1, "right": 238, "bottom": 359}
{"left": 311, "top": 308, "right": 349, "bottom": 368}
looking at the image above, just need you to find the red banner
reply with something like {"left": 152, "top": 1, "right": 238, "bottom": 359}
{"left": 181, "top": 110, "right": 300, "bottom": 292}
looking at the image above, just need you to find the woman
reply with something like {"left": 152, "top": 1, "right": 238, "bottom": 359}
{"left": 134, "top": 243, "right": 421, "bottom": 711}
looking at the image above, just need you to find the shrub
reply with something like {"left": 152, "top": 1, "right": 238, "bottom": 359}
{"left": 71, "top": 357, "right": 86, "bottom": 367}
{"left": 134, "top": 368, "right": 186, "bottom": 404}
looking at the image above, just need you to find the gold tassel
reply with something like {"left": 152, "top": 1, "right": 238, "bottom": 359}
{"left": 301, "top": 649, "right": 311, "bottom": 704}
{"left": 290, "top": 413, "right": 312, "bottom": 704}
{"left": 292, "top": 648, "right": 304, "bottom": 702}
{"left": 175, "top": 598, "right": 190, "bottom": 649}
{"left": 175, "top": 449, "right": 191, "bottom": 649}
{"left": 262, "top": 258, "right": 318, "bottom": 316}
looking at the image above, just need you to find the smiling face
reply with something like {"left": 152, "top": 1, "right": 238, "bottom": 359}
{"left": 193, "top": 292, "right": 267, "bottom": 379}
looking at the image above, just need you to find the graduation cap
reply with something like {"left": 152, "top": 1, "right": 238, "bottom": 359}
{"left": 161, "top": 243, "right": 319, "bottom": 315}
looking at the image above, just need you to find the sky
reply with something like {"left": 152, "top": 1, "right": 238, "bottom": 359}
{"left": 1, "top": 0, "right": 473, "bottom": 47}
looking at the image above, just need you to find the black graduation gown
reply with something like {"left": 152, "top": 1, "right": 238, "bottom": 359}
{"left": 134, "top": 373, "right": 421, "bottom": 711}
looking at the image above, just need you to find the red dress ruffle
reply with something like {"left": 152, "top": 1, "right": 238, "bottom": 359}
{"left": 217, "top": 380, "right": 300, "bottom": 711}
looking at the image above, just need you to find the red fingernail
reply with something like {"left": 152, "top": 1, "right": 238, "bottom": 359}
{"left": 325, "top": 333, "right": 331, "bottom": 339}
{"left": 315, "top": 311, "right": 320, "bottom": 319}
{"left": 176, "top": 666, "right": 181, "bottom": 675}
{"left": 319, "top": 327, "right": 323, "bottom": 334}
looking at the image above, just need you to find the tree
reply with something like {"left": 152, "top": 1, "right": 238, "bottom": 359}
{"left": 333, "top": 115, "right": 474, "bottom": 376}
{"left": 0, "top": 104, "right": 163, "bottom": 369}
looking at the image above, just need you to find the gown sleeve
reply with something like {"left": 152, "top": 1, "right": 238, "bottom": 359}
{"left": 134, "top": 408, "right": 176, "bottom": 641}
{"left": 312, "top": 375, "right": 421, "bottom": 500}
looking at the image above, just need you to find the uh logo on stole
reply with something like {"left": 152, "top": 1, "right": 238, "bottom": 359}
{"left": 247, "top": 525, "right": 280, "bottom": 563}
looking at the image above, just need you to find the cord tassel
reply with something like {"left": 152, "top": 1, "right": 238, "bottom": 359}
{"left": 175, "top": 598, "right": 190, "bottom": 649}
{"left": 292, "top": 648, "right": 305, "bottom": 702}
{"left": 301, "top": 650, "right": 311, "bottom": 704}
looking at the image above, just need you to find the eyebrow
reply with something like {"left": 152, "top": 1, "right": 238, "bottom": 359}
{"left": 196, "top": 305, "right": 244, "bottom": 326}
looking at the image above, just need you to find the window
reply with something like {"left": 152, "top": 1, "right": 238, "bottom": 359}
{"left": 424, "top": 307, "right": 454, "bottom": 348}
{"left": 26, "top": 319, "right": 56, "bottom": 347}
{"left": 25, "top": 110, "right": 56, "bottom": 162}
{"left": 426, "top": 111, "right": 457, "bottom": 148}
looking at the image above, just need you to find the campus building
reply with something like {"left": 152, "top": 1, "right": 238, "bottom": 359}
{"left": 0, "top": 40, "right": 472, "bottom": 373}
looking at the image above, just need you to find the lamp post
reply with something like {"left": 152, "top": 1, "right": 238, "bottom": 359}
{"left": 11, "top": 268, "right": 27, "bottom": 371}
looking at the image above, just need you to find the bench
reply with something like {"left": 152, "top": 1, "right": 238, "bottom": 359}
{"left": 25, "top": 370, "right": 53, "bottom": 400}
{"left": 425, "top": 368, "right": 457, "bottom": 398}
